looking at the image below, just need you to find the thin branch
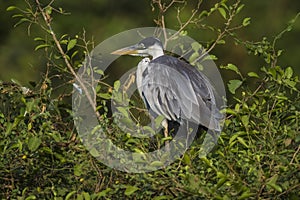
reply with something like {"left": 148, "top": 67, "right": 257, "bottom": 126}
{"left": 193, "top": 0, "right": 241, "bottom": 63}
{"left": 35, "top": 0, "right": 102, "bottom": 120}
{"left": 152, "top": 0, "right": 186, "bottom": 47}
{"left": 168, "top": 0, "right": 202, "bottom": 42}
{"left": 290, "top": 145, "right": 300, "bottom": 164}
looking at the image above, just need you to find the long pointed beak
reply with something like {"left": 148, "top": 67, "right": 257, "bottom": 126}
{"left": 111, "top": 45, "right": 139, "bottom": 55}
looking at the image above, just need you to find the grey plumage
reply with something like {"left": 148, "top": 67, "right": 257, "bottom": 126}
{"left": 112, "top": 37, "right": 222, "bottom": 133}
{"left": 137, "top": 55, "right": 221, "bottom": 131}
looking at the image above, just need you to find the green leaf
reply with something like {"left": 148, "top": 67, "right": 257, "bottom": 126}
{"left": 27, "top": 122, "right": 32, "bottom": 131}
{"left": 284, "top": 67, "right": 293, "bottom": 79}
{"left": 89, "top": 148, "right": 100, "bottom": 157}
{"left": 74, "top": 164, "right": 82, "bottom": 176}
{"left": 45, "top": 6, "right": 52, "bottom": 15}
{"left": 25, "top": 195, "right": 36, "bottom": 200}
{"left": 114, "top": 80, "right": 121, "bottom": 91}
{"left": 99, "top": 93, "right": 111, "bottom": 99}
{"left": 155, "top": 115, "right": 165, "bottom": 129}
{"left": 179, "top": 30, "right": 188, "bottom": 36}
{"left": 67, "top": 39, "right": 77, "bottom": 51}
{"left": 236, "top": 4, "right": 245, "bottom": 14}
{"left": 6, "top": 6, "right": 17, "bottom": 11}
{"left": 60, "top": 39, "right": 68, "bottom": 45}
{"left": 34, "top": 37, "right": 45, "bottom": 42}
{"left": 199, "top": 10, "right": 208, "bottom": 19}
{"left": 124, "top": 185, "right": 139, "bottom": 196}
{"left": 227, "top": 79, "right": 242, "bottom": 94}
{"left": 241, "top": 115, "right": 249, "bottom": 127}
{"left": 65, "top": 191, "right": 76, "bottom": 200}
{"left": 285, "top": 80, "right": 296, "bottom": 88}
{"left": 82, "top": 192, "right": 90, "bottom": 200}
{"left": 35, "top": 44, "right": 51, "bottom": 51}
{"left": 77, "top": 194, "right": 83, "bottom": 200}
{"left": 215, "top": 177, "right": 227, "bottom": 189}
{"left": 267, "top": 174, "right": 282, "bottom": 192}
{"left": 237, "top": 137, "right": 249, "bottom": 148}
{"left": 247, "top": 72, "right": 259, "bottom": 78}
{"left": 189, "top": 52, "right": 199, "bottom": 63}
{"left": 238, "top": 191, "right": 255, "bottom": 199}
{"left": 116, "top": 107, "right": 129, "bottom": 118}
{"left": 14, "top": 18, "right": 31, "bottom": 27}
{"left": 191, "top": 42, "right": 202, "bottom": 52}
{"left": 221, "top": 63, "right": 240, "bottom": 74}
{"left": 218, "top": 7, "right": 227, "bottom": 19}
{"left": 95, "top": 69, "right": 104, "bottom": 75}
{"left": 96, "top": 188, "right": 112, "bottom": 197}
{"left": 71, "top": 50, "right": 79, "bottom": 59}
{"left": 216, "top": 39, "right": 225, "bottom": 44}
{"left": 203, "top": 54, "right": 217, "bottom": 61}
{"left": 242, "top": 17, "right": 251, "bottom": 26}
{"left": 150, "top": 161, "right": 164, "bottom": 167}
{"left": 28, "top": 136, "right": 42, "bottom": 152}
{"left": 142, "top": 126, "right": 155, "bottom": 136}
{"left": 182, "top": 153, "right": 191, "bottom": 165}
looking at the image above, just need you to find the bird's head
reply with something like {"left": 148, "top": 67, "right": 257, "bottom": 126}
{"left": 111, "top": 37, "right": 164, "bottom": 59}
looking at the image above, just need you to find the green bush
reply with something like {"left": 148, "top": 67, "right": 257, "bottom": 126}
{"left": 1, "top": 0, "right": 299, "bottom": 199}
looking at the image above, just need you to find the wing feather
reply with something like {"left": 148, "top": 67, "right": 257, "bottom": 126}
{"left": 138, "top": 55, "right": 221, "bottom": 130}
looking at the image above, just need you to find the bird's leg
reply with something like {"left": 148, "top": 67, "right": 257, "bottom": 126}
{"left": 185, "top": 121, "right": 189, "bottom": 150}
{"left": 162, "top": 119, "right": 170, "bottom": 151}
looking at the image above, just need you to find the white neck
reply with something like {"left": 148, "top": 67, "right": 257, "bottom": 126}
{"left": 148, "top": 43, "right": 164, "bottom": 59}
{"left": 151, "top": 48, "right": 164, "bottom": 59}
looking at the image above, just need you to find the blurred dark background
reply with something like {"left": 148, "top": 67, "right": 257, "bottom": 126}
{"left": 0, "top": 0, "right": 299, "bottom": 85}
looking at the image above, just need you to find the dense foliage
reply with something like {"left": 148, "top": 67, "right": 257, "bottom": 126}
{"left": 1, "top": 0, "right": 299, "bottom": 199}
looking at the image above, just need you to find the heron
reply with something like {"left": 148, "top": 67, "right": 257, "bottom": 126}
{"left": 111, "top": 37, "right": 222, "bottom": 145}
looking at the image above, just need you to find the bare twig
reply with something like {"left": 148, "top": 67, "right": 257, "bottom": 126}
{"left": 35, "top": 0, "right": 102, "bottom": 120}
{"left": 168, "top": 0, "right": 202, "bottom": 42}
{"left": 193, "top": 0, "right": 241, "bottom": 63}
{"left": 152, "top": 0, "right": 187, "bottom": 47}
{"left": 290, "top": 145, "right": 300, "bottom": 164}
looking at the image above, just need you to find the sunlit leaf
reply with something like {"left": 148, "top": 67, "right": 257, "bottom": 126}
{"left": 114, "top": 80, "right": 121, "bottom": 91}
{"left": 237, "top": 137, "right": 249, "bottom": 148}
{"left": 67, "top": 39, "right": 77, "bottom": 51}
{"left": 247, "top": 72, "right": 259, "bottom": 78}
{"left": 221, "top": 63, "right": 240, "bottom": 74}
{"left": 65, "top": 191, "right": 76, "bottom": 200}
{"left": 35, "top": 44, "right": 51, "bottom": 51}
{"left": 125, "top": 185, "right": 139, "bottom": 196}
{"left": 227, "top": 79, "right": 243, "bottom": 94}
{"left": 218, "top": 7, "right": 227, "bottom": 19}
{"left": 242, "top": 17, "right": 251, "bottom": 26}
{"left": 116, "top": 106, "right": 129, "bottom": 118}
{"left": 267, "top": 174, "right": 282, "bottom": 192}
{"left": 236, "top": 4, "right": 245, "bottom": 14}
{"left": 82, "top": 192, "right": 90, "bottom": 200}
{"left": 216, "top": 39, "right": 225, "bottom": 44}
{"left": 99, "top": 93, "right": 111, "bottom": 99}
{"left": 28, "top": 136, "right": 41, "bottom": 152}
{"left": 191, "top": 42, "right": 202, "bottom": 52}
{"left": 284, "top": 67, "right": 293, "bottom": 79}
{"left": 241, "top": 115, "right": 249, "bottom": 127}
{"left": 7, "top": 6, "right": 17, "bottom": 11}
{"left": 89, "top": 148, "right": 100, "bottom": 157}
{"left": 150, "top": 161, "right": 164, "bottom": 167}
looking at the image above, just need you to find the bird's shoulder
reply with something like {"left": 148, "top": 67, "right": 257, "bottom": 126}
{"left": 150, "top": 55, "right": 214, "bottom": 101}
{"left": 150, "top": 55, "right": 186, "bottom": 68}
{"left": 150, "top": 55, "right": 208, "bottom": 83}
{"left": 150, "top": 55, "right": 202, "bottom": 77}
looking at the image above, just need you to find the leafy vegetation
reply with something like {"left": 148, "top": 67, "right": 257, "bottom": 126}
{"left": 1, "top": 0, "right": 299, "bottom": 199}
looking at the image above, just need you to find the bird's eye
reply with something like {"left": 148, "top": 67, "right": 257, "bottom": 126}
{"left": 139, "top": 43, "right": 145, "bottom": 49}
